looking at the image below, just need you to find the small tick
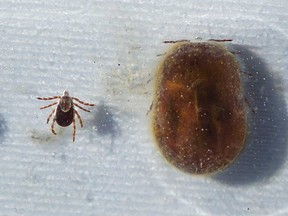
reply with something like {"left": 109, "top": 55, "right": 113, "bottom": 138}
{"left": 37, "top": 90, "right": 94, "bottom": 142}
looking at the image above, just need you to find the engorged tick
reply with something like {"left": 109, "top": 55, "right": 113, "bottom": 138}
{"left": 37, "top": 90, "right": 94, "bottom": 142}
{"left": 152, "top": 41, "right": 247, "bottom": 174}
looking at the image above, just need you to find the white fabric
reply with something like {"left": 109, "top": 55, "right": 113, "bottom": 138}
{"left": 0, "top": 0, "right": 287, "bottom": 215}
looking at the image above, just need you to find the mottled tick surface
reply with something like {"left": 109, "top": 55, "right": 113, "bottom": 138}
{"left": 152, "top": 41, "right": 247, "bottom": 174}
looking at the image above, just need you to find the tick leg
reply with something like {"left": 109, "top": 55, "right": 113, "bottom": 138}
{"left": 40, "top": 102, "right": 58, "bottom": 110}
{"left": 72, "top": 119, "right": 76, "bottom": 142}
{"left": 72, "top": 97, "right": 94, "bottom": 106}
{"left": 74, "top": 109, "right": 83, "bottom": 127}
{"left": 74, "top": 103, "right": 91, "bottom": 112}
{"left": 37, "top": 96, "right": 61, "bottom": 100}
{"left": 245, "top": 97, "right": 256, "bottom": 114}
{"left": 51, "top": 118, "right": 57, "bottom": 135}
{"left": 146, "top": 101, "right": 153, "bottom": 116}
{"left": 164, "top": 39, "right": 190, "bottom": 43}
{"left": 46, "top": 108, "right": 56, "bottom": 123}
{"left": 208, "top": 39, "right": 233, "bottom": 42}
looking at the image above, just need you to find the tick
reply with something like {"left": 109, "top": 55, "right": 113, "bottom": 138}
{"left": 152, "top": 41, "right": 247, "bottom": 174}
{"left": 37, "top": 90, "right": 94, "bottom": 142}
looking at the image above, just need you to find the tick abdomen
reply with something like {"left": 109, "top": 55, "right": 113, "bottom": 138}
{"left": 153, "top": 42, "right": 247, "bottom": 174}
{"left": 55, "top": 106, "right": 75, "bottom": 127}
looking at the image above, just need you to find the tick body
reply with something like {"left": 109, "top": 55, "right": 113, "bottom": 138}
{"left": 37, "top": 91, "right": 94, "bottom": 142}
{"left": 152, "top": 41, "right": 247, "bottom": 174}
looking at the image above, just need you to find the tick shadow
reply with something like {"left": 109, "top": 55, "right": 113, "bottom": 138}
{"left": 213, "top": 44, "right": 288, "bottom": 185}
{"left": 0, "top": 114, "right": 7, "bottom": 144}
{"left": 92, "top": 102, "right": 120, "bottom": 149}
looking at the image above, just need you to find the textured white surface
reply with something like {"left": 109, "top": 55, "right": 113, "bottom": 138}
{"left": 0, "top": 0, "right": 288, "bottom": 215}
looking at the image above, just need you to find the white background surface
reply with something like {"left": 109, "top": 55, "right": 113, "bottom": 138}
{"left": 0, "top": 0, "right": 288, "bottom": 215}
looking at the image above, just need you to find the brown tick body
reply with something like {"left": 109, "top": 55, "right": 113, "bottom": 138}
{"left": 152, "top": 41, "right": 247, "bottom": 174}
{"left": 37, "top": 91, "right": 94, "bottom": 142}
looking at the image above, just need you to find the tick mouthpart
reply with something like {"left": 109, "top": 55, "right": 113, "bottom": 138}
{"left": 63, "top": 90, "right": 70, "bottom": 97}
